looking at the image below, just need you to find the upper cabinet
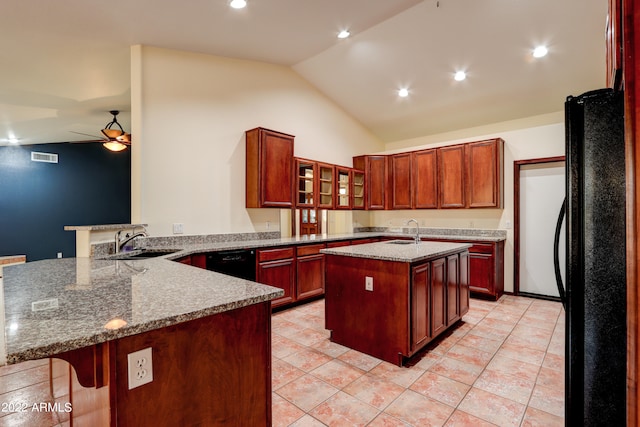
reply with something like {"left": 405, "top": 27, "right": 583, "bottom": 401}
{"left": 246, "top": 127, "right": 294, "bottom": 208}
{"left": 246, "top": 126, "right": 502, "bottom": 211}
{"left": 390, "top": 153, "right": 412, "bottom": 209}
{"left": 318, "top": 163, "right": 335, "bottom": 209}
{"left": 412, "top": 149, "right": 438, "bottom": 209}
{"left": 335, "top": 167, "right": 351, "bottom": 210}
{"left": 296, "top": 158, "right": 317, "bottom": 208}
{"left": 466, "top": 139, "right": 503, "bottom": 208}
{"left": 352, "top": 169, "right": 365, "bottom": 209}
{"left": 353, "top": 155, "right": 388, "bottom": 210}
{"left": 438, "top": 145, "right": 466, "bottom": 209}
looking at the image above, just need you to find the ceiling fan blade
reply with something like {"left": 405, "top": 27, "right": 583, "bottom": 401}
{"left": 116, "top": 133, "right": 131, "bottom": 143}
{"left": 70, "top": 131, "right": 107, "bottom": 141}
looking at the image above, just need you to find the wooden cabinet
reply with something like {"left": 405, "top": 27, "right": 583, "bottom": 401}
{"left": 446, "top": 254, "right": 461, "bottom": 325}
{"left": 325, "top": 248, "right": 470, "bottom": 366}
{"left": 256, "top": 248, "right": 295, "bottom": 308}
{"left": 390, "top": 153, "right": 412, "bottom": 209}
{"left": 467, "top": 241, "right": 505, "bottom": 300}
{"left": 430, "top": 257, "right": 447, "bottom": 337}
{"left": 438, "top": 144, "right": 466, "bottom": 208}
{"left": 412, "top": 149, "right": 438, "bottom": 209}
{"left": 295, "top": 158, "right": 316, "bottom": 208}
{"left": 318, "top": 163, "right": 335, "bottom": 209}
{"left": 352, "top": 169, "right": 365, "bottom": 209}
{"left": 353, "top": 155, "right": 388, "bottom": 210}
{"left": 296, "top": 244, "right": 325, "bottom": 300}
{"left": 459, "top": 251, "right": 470, "bottom": 314}
{"left": 335, "top": 167, "right": 351, "bottom": 209}
{"left": 246, "top": 127, "right": 294, "bottom": 208}
{"left": 466, "top": 139, "right": 503, "bottom": 208}
{"left": 411, "top": 263, "right": 431, "bottom": 351}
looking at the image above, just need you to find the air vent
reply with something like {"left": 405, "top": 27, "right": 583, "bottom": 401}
{"left": 31, "top": 151, "right": 58, "bottom": 163}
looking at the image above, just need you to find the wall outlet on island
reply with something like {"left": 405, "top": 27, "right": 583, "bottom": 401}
{"left": 173, "top": 223, "right": 184, "bottom": 234}
{"left": 365, "top": 276, "right": 373, "bottom": 291}
{"left": 128, "top": 347, "right": 153, "bottom": 390}
{"left": 57, "top": 252, "right": 62, "bottom": 259}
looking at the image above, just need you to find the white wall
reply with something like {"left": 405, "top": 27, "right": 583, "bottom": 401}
{"left": 130, "top": 45, "right": 384, "bottom": 237}
{"left": 378, "top": 115, "right": 566, "bottom": 292}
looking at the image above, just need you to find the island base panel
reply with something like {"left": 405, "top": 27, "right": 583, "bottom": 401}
{"left": 325, "top": 255, "right": 410, "bottom": 366}
{"left": 115, "top": 302, "right": 272, "bottom": 426}
{"left": 50, "top": 302, "right": 272, "bottom": 426}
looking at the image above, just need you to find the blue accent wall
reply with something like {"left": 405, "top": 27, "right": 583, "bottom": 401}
{"left": 0, "top": 143, "right": 131, "bottom": 261}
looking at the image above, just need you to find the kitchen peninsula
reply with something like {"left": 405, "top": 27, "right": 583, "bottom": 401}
{"left": 1, "top": 257, "right": 283, "bottom": 426}
{"left": 322, "top": 240, "right": 471, "bottom": 366}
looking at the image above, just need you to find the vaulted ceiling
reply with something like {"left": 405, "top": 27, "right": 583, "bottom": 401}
{"left": 0, "top": 0, "right": 607, "bottom": 146}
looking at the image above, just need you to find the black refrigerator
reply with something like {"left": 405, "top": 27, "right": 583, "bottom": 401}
{"left": 556, "top": 88, "right": 626, "bottom": 426}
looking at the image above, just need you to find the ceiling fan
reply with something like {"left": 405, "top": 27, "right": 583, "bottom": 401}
{"left": 70, "top": 110, "right": 132, "bottom": 152}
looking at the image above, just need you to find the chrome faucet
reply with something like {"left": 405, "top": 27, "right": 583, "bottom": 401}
{"left": 407, "top": 219, "right": 420, "bottom": 244}
{"left": 115, "top": 226, "right": 148, "bottom": 254}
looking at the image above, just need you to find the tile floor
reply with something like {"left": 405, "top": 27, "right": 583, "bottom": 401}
{"left": 272, "top": 295, "right": 564, "bottom": 427}
{"left": 0, "top": 294, "right": 564, "bottom": 427}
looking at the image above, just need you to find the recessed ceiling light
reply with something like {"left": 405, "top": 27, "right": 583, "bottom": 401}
{"left": 454, "top": 71, "right": 466, "bottom": 81}
{"left": 398, "top": 88, "right": 409, "bottom": 98}
{"left": 337, "top": 30, "right": 351, "bottom": 39}
{"left": 229, "top": 0, "right": 247, "bottom": 9}
{"left": 533, "top": 46, "right": 548, "bottom": 58}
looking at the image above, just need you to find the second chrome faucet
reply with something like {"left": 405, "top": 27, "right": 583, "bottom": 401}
{"left": 407, "top": 219, "right": 420, "bottom": 244}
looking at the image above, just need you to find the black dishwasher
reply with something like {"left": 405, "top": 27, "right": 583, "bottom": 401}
{"left": 206, "top": 249, "right": 256, "bottom": 281}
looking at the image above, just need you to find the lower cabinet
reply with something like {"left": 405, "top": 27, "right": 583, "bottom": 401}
{"left": 430, "top": 258, "right": 447, "bottom": 337}
{"left": 467, "top": 241, "right": 504, "bottom": 300}
{"left": 256, "top": 248, "right": 295, "bottom": 308}
{"left": 411, "top": 263, "right": 431, "bottom": 351}
{"left": 326, "top": 249, "right": 470, "bottom": 366}
{"left": 420, "top": 238, "right": 505, "bottom": 301}
{"left": 296, "top": 244, "right": 325, "bottom": 300}
{"left": 412, "top": 252, "right": 468, "bottom": 352}
{"left": 257, "top": 244, "right": 327, "bottom": 309}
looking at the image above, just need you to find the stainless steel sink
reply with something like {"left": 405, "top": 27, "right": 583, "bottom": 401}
{"left": 385, "top": 240, "right": 415, "bottom": 245}
{"left": 109, "top": 249, "right": 179, "bottom": 260}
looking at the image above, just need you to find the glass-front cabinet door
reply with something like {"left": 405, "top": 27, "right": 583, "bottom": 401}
{"left": 296, "top": 159, "right": 316, "bottom": 208}
{"left": 335, "top": 167, "right": 351, "bottom": 209}
{"left": 318, "top": 163, "right": 335, "bottom": 209}
{"left": 352, "top": 169, "right": 365, "bottom": 209}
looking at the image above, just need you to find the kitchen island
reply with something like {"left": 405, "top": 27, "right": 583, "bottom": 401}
{"left": 322, "top": 240, "right": 471, "bottom": 366}
{"left": 1, "top": 257, "right": 283, "bottom": 426}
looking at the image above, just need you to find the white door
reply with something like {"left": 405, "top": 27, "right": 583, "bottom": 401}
{"left": 519, "top": 161, "right": 566, "bottom": 297}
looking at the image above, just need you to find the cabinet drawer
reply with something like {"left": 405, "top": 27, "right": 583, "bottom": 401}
{"left": 468, "top": 242, "right": 495, "bottom": 254}
{"left": 297, "top": 244, "right": 326, "bottom": 257}
{"left": 257, "top": 247, "right": 294, "bottom": 262}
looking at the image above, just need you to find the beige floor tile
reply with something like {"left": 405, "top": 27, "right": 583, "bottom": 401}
{"left": 458, "top": 388, "right": 526, "bottom": 427}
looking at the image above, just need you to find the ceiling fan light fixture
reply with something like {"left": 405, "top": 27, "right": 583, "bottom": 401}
{"left": 103, "top": 141, "right": 128, "bottom": 152}
{"left": 101, "top": 110, "right": 125, "bottom": 139}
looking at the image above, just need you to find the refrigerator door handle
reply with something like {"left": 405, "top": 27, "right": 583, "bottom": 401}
{"left": 553, "top": 198, "right": 566, "bottom": 309}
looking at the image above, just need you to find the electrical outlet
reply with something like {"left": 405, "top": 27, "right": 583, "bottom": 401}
{"left": 57, "top": 252, "right": 62, "bottom": 258}
{"left": 365, "top": 276, "right": 373, "bottom": 291}
{"left": 128, "top": 347, "right": 153, "bottom": 390}
{"left": 505, "top": 220, "right": 512, "bottom": 229}
{"left": 173, "top": 223, "right": 184, "bottom": 234}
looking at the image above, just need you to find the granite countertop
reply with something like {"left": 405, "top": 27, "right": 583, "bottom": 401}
{"left": 1, "top": 258, "right": 283, "bottom": 365}
{"left": 320, "top": 240, "right": 472, "bottom": 263}
{"left": 107, "top": 228, "right": 505, "bottom": 260}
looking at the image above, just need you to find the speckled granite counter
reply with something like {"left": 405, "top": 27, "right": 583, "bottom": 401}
{"left": 94, "top": 228, "right": 505, "bottom": 259}
{"left": 1, "top": 257, "right": 283, "bottom": 364}
{"left": 320, "top": 240, "right": 472, "bottom": 263}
